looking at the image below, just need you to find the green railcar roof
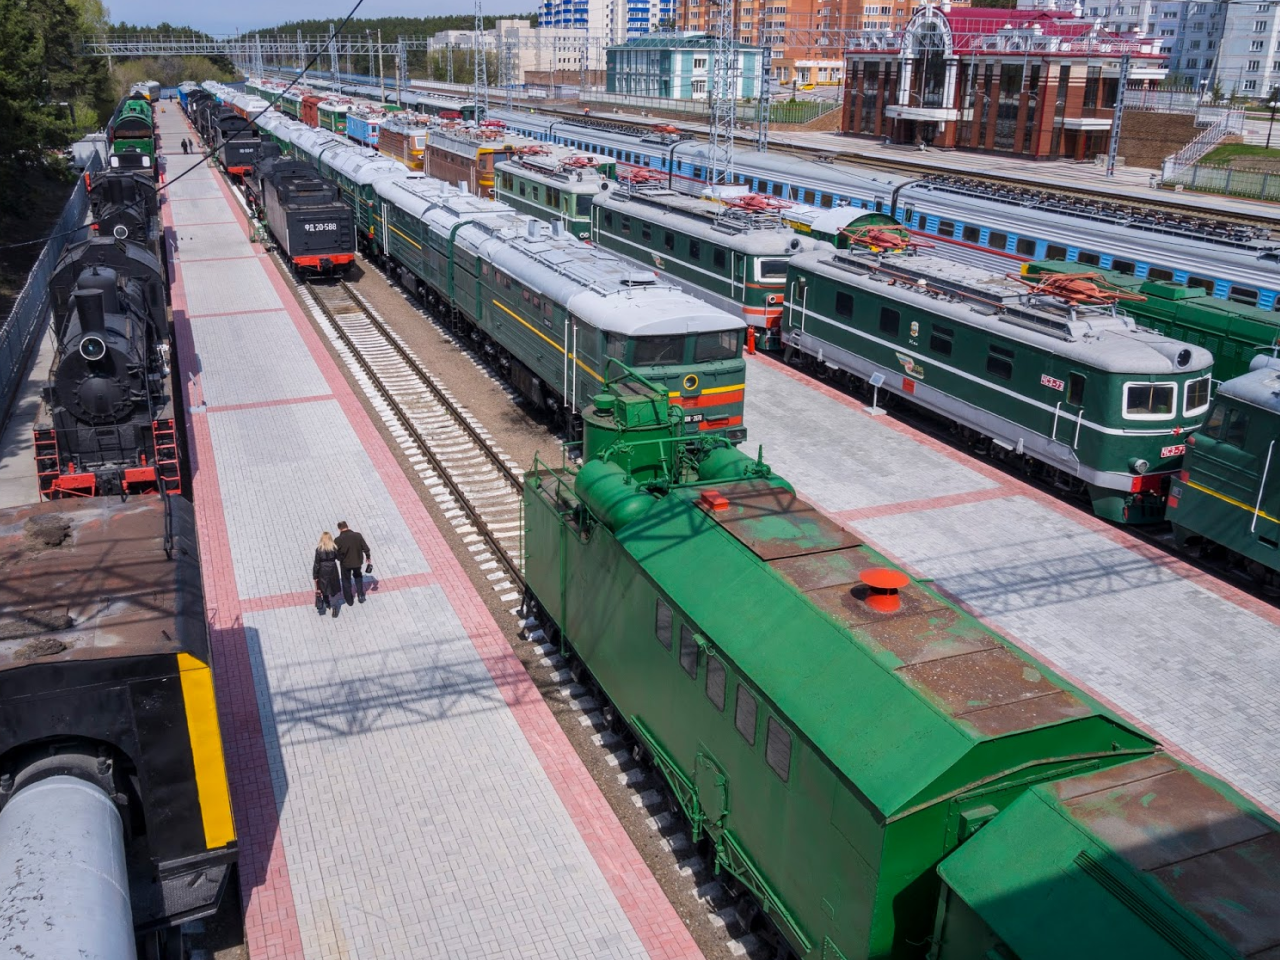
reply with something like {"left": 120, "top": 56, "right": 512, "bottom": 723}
{"left": 937, "top": 754, "right": 1280, "bottom": 960}
{"left": 615, "top": 477, "right": 1152, "bottom": 816}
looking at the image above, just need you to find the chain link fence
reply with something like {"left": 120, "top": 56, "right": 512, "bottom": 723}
{"left": 0, "top": 153, "right": 100, "bottom": 424}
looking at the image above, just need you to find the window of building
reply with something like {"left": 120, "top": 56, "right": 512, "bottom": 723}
{"left": 1245, "top": 79, "right": 1260, "bottom": 90}
{"left": 1159, "top": 28, "right": 1175, "bottom": 35}
{"left": 1251, "top": 39, "right": 1266, "bottom": 50}
{"left": 1249, "top": 59, "right": 1262, "bottom": 71}
{"left": 691, "top": 79, "right": 707, "bottom": 95}
{"left": 679, "top": 624, "right": 698, "bottom": 678}
{"left": 1162, "top": 8, "right": 1178, "bottom": 15}
{"left": 1123, "top": 382, "right": 1176, "bottom": 419}
{"left": 705, "top": 657, "right": 726, "bottom": 711}
{"left": 1185, "top": 375, "right": 1212, "bottom": 416}
{"left": 655, "top": 600, "right": 673, "bottom": 650}
{"left": 1186, "top": 57, "right": 1199, "bottom": 68}
{"left": 879, "top": 307, "right": 900, "bottom": 337}
{"left": 1255, "top": 19, "right": 1270, "bottom": 31}
{"left": 835, "top": 290, "right": 853, "bottom": 319}
{"left": 1190, "top": 39, "right": 1202, "bottom": 49}
{"left": 693, "top": 56, "right": 708, "bottom": 69}
{"left": 987, "top": 345, "right": 1015, "bottom": 381}
{"left": 765, "top": 717, "right": 792, "bottom": 783}
{"left": 988, "top": 231, "right": 1009, "bottom": 251}
{"left": 735, "top": 686, "right": 758, "bottom": 745}
{"left": 930, "top": 324, "right": 954, "bottom": 356}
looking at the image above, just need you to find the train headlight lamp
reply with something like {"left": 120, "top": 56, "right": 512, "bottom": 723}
{"left": 79, "top": 335, "right": 107, "bottom": 362}
{"left": 113, "top": 225, "right": 130, "bottom": 240}
{"left": 1129, "top": 457, "right": 1150, "bottom": 475}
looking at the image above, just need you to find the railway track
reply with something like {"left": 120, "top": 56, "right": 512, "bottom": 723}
{"left": 299, "top": 278, "right": 526, "bottom": 601}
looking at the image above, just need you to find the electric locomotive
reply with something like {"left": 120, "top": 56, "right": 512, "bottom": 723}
{"left": 0, "top": 496, "right": 236, "bottom": 958}
{"left": 36, "top": 239, "right": 180, "bottom": 499}
{"left": 591, "top": 182, "right": 830, "bottom": 350}
{"left": 523, "top": 377, "right": 1280, "bottom": 960}
{"left": 782, "top": 240, "right": 1215, "bottom": 523}
{"left": 255, "top": 155, "right": 355, "bottom": 276}
{"left": 1168, "top": 354, "right": 1280, "bottom": 588}
{"left": 495, "top": 147, "right": 616, "bottom": 240}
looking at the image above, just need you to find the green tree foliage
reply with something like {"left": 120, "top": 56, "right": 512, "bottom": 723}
{"left": 0, "top": 0, "right": 113, "bottom": 208}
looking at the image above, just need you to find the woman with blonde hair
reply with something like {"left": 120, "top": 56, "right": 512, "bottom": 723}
{"left": 313, "top": 531, "right": 342, "bottom": 618}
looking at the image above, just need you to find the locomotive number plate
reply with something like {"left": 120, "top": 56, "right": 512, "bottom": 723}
{"left": 1040, "top": 374, "right": 1065, "bottom": 391}
{"left": 304, "top": 222, "right": 340, "bottom": 232}
{"left": 1161, "top": 444, "right": 1186, "bottom": 458}
{"left": 684, "top": 414, "right": 704, "bottom": 423}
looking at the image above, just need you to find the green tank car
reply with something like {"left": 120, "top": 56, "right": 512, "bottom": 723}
{"left": 1023, "top": 260, "right": 1280, "bottom": 383}
{"left": 523, "top": 372, "right": 1158, "bottom": 959}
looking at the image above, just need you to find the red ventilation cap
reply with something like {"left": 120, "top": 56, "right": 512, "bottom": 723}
{"left": 860, "top": 568, "right": 910, "bottom": 613}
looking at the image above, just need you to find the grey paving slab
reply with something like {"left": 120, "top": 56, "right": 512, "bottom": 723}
{"left": 182, "top": 255, "right": 282, "bottom": 316}
{"left": 190, "top": 309, "right": 332, "bottom": 407}
{"left": 744, "top": 356, "right": 996, "bottom": 511}
{"left": 174, "top": 221, "right": 257, "bottom": 262}
{"left": 244, "top": 585, "right": 649, "bottom": 960}
{"left": 206, "top": 400, "right": 430, "bottom": 600}
{"left": 853, "top": 496, "right": 1280, "bottom": 809}
{"left": 169, "top": 195, "right": 238, "bottom": 227}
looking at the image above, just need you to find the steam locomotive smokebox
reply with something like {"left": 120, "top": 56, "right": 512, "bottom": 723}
{"left": 50, "top": 239, "right": 165, "bottom": 339}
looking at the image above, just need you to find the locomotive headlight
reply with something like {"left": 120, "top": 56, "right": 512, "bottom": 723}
{"left": 1129, "top": 457, "right": 1150, "bottom": 475}
{"left": 79, "top": 335, "right": 107, "bottom": 361}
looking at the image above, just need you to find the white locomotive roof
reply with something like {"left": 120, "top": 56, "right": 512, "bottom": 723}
{"left": 374, "top": 174, "right": 469, "bottom": 217}
{"left": 327, "top": 147, "right": 408, "bottom": 186}
{"left": 791, "top": 249, "right": 1215, "bottom": 375}
{"left": 1219, "top": 355, "right": 1280, "bottom": 412}
{"left": 291, "top": 127, "right": 349, "bottom": 160}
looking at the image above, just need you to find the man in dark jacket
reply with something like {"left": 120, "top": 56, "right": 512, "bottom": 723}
{"left": 334, "top": 521, "right": 372, "bottom": 605}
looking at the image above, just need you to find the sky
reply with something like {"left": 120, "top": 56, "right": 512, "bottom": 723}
{"left": 107, "top": 1, "right": 539, "bottom": 36}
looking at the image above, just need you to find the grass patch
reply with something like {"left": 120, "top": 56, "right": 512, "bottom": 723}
{"left": 1200, "top": 143, "right": 1280, "bottom": 165}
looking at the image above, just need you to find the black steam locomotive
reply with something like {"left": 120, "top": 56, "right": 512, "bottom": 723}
{"left": 86, "top": 166, "right": 165, "bottom": 270}
{"left": 35, "top": 238, "right": 181, "bottom": 499}
{"left": 249, "top": 152, "right": 355, "bottom": 276}
{"left": 187, "top": 91, "right": 260, "bottom": 177}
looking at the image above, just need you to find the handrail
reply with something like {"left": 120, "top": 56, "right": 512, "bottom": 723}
{"left": 1253, "top": 440, "right": 1275, "bottom": 534}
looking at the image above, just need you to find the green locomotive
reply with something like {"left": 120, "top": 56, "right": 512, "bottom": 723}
{"left": 108, "top": 96, "right": 155, "bottom": 164}
{"left": 1167, "top": 354, "right": 1280, "bottom": 589}
{"left": 1024, "top": 260, "right": 1280, "bottom": 383}
{"left": 495, "top": 148, "right": 616, "bottom": 240}
{"left": 523, "top": 378, "right": 1280, "bottom": 960}
{"left": 590, "top": 182, "right": 829, "bottom": 350}
{"left": 783, "top": 248, "right": 1215, "bottom": 523}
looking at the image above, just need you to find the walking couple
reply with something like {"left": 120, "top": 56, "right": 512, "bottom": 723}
{"left": 313, "top": 522, "right": 372, "bottom": 618}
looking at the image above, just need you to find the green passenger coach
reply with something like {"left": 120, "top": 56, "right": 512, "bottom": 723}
{"left": 784, "top": 249, "right": 1215, "bottom": 522}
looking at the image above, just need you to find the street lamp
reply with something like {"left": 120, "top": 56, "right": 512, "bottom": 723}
{"left": 1268, "top": 98, "right": 1279, "bottom": 149}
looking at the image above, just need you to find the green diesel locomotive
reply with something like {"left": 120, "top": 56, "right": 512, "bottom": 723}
{"left": 1167, "top": 354, "right": 1280, "bottom": 589}
{"left": 783, "top": 248, "right": 1215, "bottom": 523}
{"left": 108, "top": 95, "right": 155, "bottom": 165}
{"left": 523, "top": 378, "right": 1280, "bottom": 960}
{"left": 1024, "top": 260, "right": 1280, "bottom": 383}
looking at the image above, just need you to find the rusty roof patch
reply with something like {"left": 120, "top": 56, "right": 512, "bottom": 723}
{"left": 1059, "top": 756, "right": 1280, "bottom": 957}
{"left": 0, "top": 498, "right": 204, "bottom": 670}
{"left": 705, "top": 483, "right": 861, "bottom": 561}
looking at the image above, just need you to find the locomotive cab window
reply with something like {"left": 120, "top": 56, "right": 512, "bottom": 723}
{"left": 735, "top": 686, "right": 758, "bottom": 746}
{"left": 694, "top": 330, "right": 740, "bottom": 362}
{"left": 1203, "top": 404, "right": 1249, "bottom": 446}
{"left": 679, "top": 625, "right": 699, "bottom": 679}
{"left": 633, "top": 335, "right": 686, "bottom": 367}
{"left": 605, "top": 333, "right": 627, "bottom": 360}
{"left": 1123, "top": 382, "right": 1176, "bottom": 419}
{"left": 758, "top": 259, "right": 788, "bottom": 281}
{"left": 577, "top": 195, "right": 592, "bottom": 216}
{"left": 713, "top": 248, "right": 727, "bottom": 270}
{"left": 879, "top": 307, "right": 900, "bottom": 337}
{"left": 603, "top": 211, "right": 613, "bottom": 228}
{"left": 705, "top": 657, "right": 726, "bottom": 711}
{"left": 1184, "top": 375, "right": 1212, "bottom": 416}
{"left": 655, "top": 600, "right": 673, "bottom": 650}
{"left": 765, "top": 717, "right": 792, "bottom": 783}
{"left": 1067, "top": 373, "right": 1086, "bottom": 406}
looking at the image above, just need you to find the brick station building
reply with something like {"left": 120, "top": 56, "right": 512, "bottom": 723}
{"left": 840, "top": 3, "right": 1166, "bottom": 159}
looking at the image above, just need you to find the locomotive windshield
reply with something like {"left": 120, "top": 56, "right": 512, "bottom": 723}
{"left": 758, "top": 259, "right": 789, "bottom": 280}
{"left": 633, "top": 335, "right": 685, "bottom": 366}
{"left": 1185, "top": 375, "right": 1212, "bottom": 416}
{"left": 1123, "top": 382, "right": 1176, "bottom": 419}
{"left": 694, "top": 330, "right": 740, "bottom": 362}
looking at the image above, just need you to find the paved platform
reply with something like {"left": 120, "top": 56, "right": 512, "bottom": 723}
{"left": 0, "top": 319, "right": 56, "bottom": 509}
{"left": 156, "top": 108, "right": 699, "bottom": 960}
{"left": 744, "top": 353, "right": 1280, "bottom": 814}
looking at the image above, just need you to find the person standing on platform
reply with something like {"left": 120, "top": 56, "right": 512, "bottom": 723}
{"left": 313, "top": 531, "right": 342, "bottom": 618}
{"left": 335, "top": 521, "right": 372, "bottom": 606}
{"left": 181, "top": 139, "right": 189, "bottom": 155}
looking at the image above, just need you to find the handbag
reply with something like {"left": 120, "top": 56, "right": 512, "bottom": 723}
{"left": 315, "top": 589, "right": 327, "bottom": 615}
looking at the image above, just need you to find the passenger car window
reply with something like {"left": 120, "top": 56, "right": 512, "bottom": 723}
{"left": 1076, "top": 251, "right": 1101, "bottom": 266}
{"left": 962, "top": 225, "right": 981, "bottom": 243}
{"left": 988, "top": 231, "right": 1009, "bottom": 251}
{"left": 1124, "top": 382, "right": 1176, "bottom": 419}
